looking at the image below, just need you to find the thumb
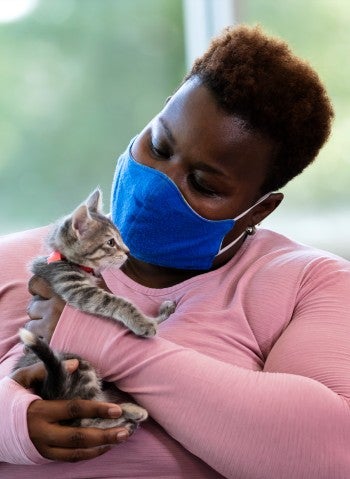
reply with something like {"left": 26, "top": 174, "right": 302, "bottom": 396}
{"left": 10, "top": 358, "right": 79, "bottom": 388}
{"left": 11, "top": 361, "right": 47, "bottom": 388}
{"left": 63, "top": 358, "right": 80, "bottom": 373}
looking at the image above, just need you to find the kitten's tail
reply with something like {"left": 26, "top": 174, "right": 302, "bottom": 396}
{"left": 19, "top": 328, "right": 66, "bottom": 398}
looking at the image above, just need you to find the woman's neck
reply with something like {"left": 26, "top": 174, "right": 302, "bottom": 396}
{"left": 120, "top": 235, "right": 247, "bottom": 289}
{"left": 120, "top": 257, "right": 202, "bottom": 288}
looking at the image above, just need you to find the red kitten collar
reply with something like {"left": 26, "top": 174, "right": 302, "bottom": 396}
{"left": 47, "top": 250, "right": 64, "bottom": 263}
{"left": 47, "top": 250, "right": 94, "bottom": 274}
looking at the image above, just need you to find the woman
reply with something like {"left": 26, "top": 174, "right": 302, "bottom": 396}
{"left": 1, "top": 25, "right": 348, "bottom": 478}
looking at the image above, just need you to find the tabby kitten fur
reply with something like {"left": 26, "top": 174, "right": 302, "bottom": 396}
{"left": 31, "top": 188, "right": 175, "bottom": 337}
{"left": 16, "top": 329, "right": 148, "bottom": 431}
{"left": 16, "top": 188, "right": 175, "bottom": 430}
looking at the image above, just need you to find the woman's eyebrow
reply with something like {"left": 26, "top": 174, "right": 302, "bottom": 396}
{"left": 158, "top": 116, "right": 176, "bottom": 145}
{"left": 157, "top": 116, "right": 228, "bottom": 178}
{"left": 193, "top": 162, "right": 226, "bottom": 177}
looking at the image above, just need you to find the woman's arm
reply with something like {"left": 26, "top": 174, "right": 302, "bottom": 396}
{"left": 0, "top": 227, "right": 49, "bottom": 364}
{"left": 49, "top": 261, "right": 350, "bottom": 479}
{"left": 0, "top": 228, "right": 129, "bottom": 464}
{"left": 0, "top": 376, "right": 46, "bottom": 464}
{"left": 0, "top": 362, "right": 128, "bottom": 464}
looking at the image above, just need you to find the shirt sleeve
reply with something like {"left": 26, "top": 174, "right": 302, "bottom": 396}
{"left": 51, "top": 256, "right": 350, "bottom": 479}
{"left": 0, "top": 376, "right": 48, "bottom": 465}
{"left": 0, "top": 227, "right": 51, "bottom": 465}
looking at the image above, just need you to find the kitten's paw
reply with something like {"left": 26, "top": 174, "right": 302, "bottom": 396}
{"left": 121, "top": 403, "right": 148, "bottom": 423}
{"left": 158, "top": 300, "right": 176, "bottom": 323}
{"left": 134, "top": 320, "right": 157, "bottom": 337}
{"left": 80, "top": 404, "right": 148, "bottom": 431}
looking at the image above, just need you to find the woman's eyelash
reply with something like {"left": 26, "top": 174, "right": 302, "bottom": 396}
{"left": 188, "top": 174, "right": 218, "bottom": 197}
{"left": 150, "top": 140, "right": 170, "bottom": 158}
{"left": 148, "top": 138, "right": 218, "bottom": 197}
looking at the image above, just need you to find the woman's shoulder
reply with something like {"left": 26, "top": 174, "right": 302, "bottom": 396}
{"left": 0, "top": 225, "right": 50, "bottom": 247}
{"left": 255, "top": 228, "right": 349, "bottom": 264}
{"left": 249, "top": 228, "right": 350, "bottom": 283}
{"left": 0, "top": 225, "right": 51, "bottom": 268}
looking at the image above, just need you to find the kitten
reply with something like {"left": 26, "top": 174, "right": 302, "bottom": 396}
{"left": 15, "top": 329, "right": 148, "bottom": 432}
{"left": 30, "top": 188, "right": 175, "bottom": 337}
{"left": 14, "top": 188, "right": 175, "bottom": 430}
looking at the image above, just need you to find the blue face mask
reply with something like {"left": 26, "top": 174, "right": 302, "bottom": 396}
{"left": 111, "top": 139, "right": 272, "bottom": 270}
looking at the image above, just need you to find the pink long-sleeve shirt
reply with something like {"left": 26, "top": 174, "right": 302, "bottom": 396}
{"left": 1, "top": 226, "right": 350, "bottom": 478}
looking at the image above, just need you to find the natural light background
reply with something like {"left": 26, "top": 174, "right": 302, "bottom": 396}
{"left": 0, "top": 0, "right": 185, "bottom": 232}
{"left": 240, "top": 0, "right": 350, "bottom": 259}
{"left": 0, "top": 0, "right": 349, "bottom": 259}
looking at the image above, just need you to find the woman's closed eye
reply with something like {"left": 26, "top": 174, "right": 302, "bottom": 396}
{"left": 149, "top": 139, "right": 171, "bottom": 159}
{"left": 148, "top": 133, "right": 220, "bottom": 197}
{"left": 188, "top": 173, "right": 219, "bottom": 197}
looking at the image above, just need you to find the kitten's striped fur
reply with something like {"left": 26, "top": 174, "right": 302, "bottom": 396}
{"left": 15, "top": 329, "right": 148, "bottom": 431}
{"left": 14, "top": 188, "right": 175, "bottom": 430}
{"left": 31, "top": 188, "right": 175, "bottom": 337}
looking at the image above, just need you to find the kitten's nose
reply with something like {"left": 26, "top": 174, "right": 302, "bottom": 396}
{"left": 118, "top": 240, "right": 129, "bottom": 255}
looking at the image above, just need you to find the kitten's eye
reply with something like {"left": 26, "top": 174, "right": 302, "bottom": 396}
{"left": 107, "top": 238, "right": 116, "bottom": 247}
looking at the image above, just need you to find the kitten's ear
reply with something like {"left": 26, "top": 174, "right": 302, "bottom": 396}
{"left": 71, "top": 204, "right": 92, "bottom": 238}
{"left": 86, "top": 188, "right": 102, "bottom": 213}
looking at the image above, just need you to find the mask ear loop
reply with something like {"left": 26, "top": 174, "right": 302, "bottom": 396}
{"left": 216, "top": 230, "right": 246, "bottom": 256}
{"left": 233, "top": 192, "right": 275, "bottom": 222}
{"left": 216, "top": 192, "right": 276, "bottom": 257}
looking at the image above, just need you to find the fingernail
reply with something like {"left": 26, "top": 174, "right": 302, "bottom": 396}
{"left": 108, "top": 406, "right": 121, "bottom": 418}
{"left": 117, "top": 431, "right": 129, "bottom": 442}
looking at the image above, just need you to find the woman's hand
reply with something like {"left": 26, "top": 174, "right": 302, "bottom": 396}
{"left": 25, "top": 275, "right": 65, "bottom": 343}
{"left": 25, "top": 275, "right": 111, "bottom": 343}
{"left": 11, "top": 361, "right": 130, "bottom": 462}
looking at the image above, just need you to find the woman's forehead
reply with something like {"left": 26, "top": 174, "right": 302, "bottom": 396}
{"left": 154, "top": 80, "right": 275, "bottom": 182}
{"left": 159, "top": 80, "right": 260, "bottom": 148}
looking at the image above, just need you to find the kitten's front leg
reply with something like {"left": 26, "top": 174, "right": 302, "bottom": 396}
{"left": 132, "top": 300, "right": 176, "bottom": 337}
{"left": 132, "top": 301, "right": 176, "bottom": 336}
{"left": 157, "top": 300, "right": 176, "bottom": 323}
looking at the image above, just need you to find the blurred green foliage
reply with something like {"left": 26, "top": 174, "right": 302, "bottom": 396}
{"left": 0, "top": 0, "right": 184, "bottom": 233}
{"left": 241, "top": 0, "right": 350, "bottom": 209}
{"left": 239, "top": 0, "right": 350, "bottom": 258}
{"left": 1, "top": 0, "right": 349, "bottom": 255}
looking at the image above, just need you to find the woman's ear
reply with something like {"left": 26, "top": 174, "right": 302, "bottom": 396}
{"left": 250, "top": 192, "right": 284, "bottom": 225}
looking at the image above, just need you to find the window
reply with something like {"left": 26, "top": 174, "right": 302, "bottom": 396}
{"left": 0, "top": 0, "right": 184, "bottom": 233}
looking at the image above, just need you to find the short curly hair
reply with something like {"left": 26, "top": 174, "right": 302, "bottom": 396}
{"left": 186, "top": 25, "right": 334, "bottom": 192}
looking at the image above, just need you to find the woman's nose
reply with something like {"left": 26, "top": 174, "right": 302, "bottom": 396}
{"left": 155, "top": 155, "right": 185, "bottom": 186}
